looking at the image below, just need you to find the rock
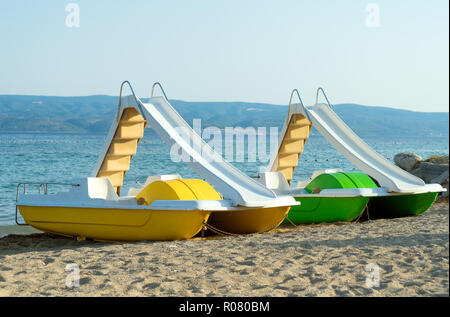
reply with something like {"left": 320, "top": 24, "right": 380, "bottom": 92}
{"left": 441, "top": 177, "right": 449, "bottom": 198}
{"left": 396, "top": 153, "right": 449, "bottom": 197}
{"left": 431, "top": 170, "right": 449, "bottom": 198}
{"left": 394, "top": 152, "right": 422, "bottom": 171}
{"left": 410, "top": 162, "right": 449, "bottom": 183}
{"left": 431, "top": 169, "right": 449, "bottom": 184}
{"left": 425, "top": 155, "right": 449, "bottom": 165}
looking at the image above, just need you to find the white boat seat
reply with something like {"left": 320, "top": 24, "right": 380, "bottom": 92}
{"left": 296, "top": 180, "right": 310, "bottom": 188}
{"left": 310, "top": 169, "right": 343, "bottom": 181}
{"left": 143, "top": 174, "right": 182, "bottom": 187}
{"left": 127, "top": 188, "right": 142, "bottom": 197}
{"left": 87, "top": 177, "right": 119, "bottom": 201}
{"left": 257, "top": 172, "right": 290, "bottom": 190}
{"left": 127, "top": 174, "right": 182, "bottom": 197}
{"left": 296, "top": 169, "right": 344, "bottom": 188}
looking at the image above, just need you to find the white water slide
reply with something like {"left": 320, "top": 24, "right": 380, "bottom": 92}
{"left": 296, "top": 89, "right": 443, "bottom": 194}
{"left": 93, "top": 82, "right": 295, "bottom": 208}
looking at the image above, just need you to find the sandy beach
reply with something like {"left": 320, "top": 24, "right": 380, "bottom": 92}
{"left": 0, "top": 201, "right": 448, "bottom": 297}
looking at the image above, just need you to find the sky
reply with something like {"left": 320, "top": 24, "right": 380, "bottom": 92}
{"left": 0, "top": 0, "right": 448, "bottom": 112}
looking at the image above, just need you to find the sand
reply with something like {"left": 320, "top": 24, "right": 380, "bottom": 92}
{"left": 0, "top": 202, "right": 448, "bottom": 297}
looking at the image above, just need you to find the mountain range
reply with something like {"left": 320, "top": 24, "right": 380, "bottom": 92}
{"left": 0, "top": 95, "right": 448, "bottom": 137}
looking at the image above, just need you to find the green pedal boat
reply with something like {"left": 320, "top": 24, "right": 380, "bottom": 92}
{"left": 258, "top": 170, "right": 439, "bottom": 224}
{"left": 259, "top": 88, "right": 445, "bottom": 224}
{"left": 287, "top": 171, "right": 377, "bottom": 224}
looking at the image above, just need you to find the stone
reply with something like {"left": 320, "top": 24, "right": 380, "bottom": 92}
{"left": 425, "top": 155, "right": 449, "bottom": 165}
{"left": 441, "top": 177, "right": 449, "bottom": 198}
{"left": 394, "top": 153, "right": 422, "bottom": 171}
{"left": 411, "top": 162, "right": 449, "bottom": 183}
{"left": 431, "top": 170, "right": 449, "bottom": 198}
{"left": 394, "top": 153, "right": 449, "bottom": 198}
{"left": 431, "top": 169, "right": 449, "bottom": 184}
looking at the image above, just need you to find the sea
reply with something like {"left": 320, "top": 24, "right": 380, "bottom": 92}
{"left": 0, "top": 132, "right": 448, "bottom": 226}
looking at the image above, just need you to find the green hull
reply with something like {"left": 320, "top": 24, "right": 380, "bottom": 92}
{"left": 368, "top": 192, "right": 438, "bottom": 219}
{"left": 284, "top": 172, "right": 376, "bottom": 224}
{"left": 284, "top": 171, "right": 439, "bottom": 224}
{"left": 284, "top": 196, "right": 369, "bottom": 224}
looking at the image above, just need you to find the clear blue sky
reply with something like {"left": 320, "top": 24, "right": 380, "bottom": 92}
{"left": 0, "top": 0, "right": 448, "bottom": 111}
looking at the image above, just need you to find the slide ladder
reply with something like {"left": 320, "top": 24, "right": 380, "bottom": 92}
{"left": 96, "top": 107, "right": 146, "bottom": 194}
{"left": 93, "top": 82, "right": 147, "bottom": 195}
{"left": 266, "top": 90, "right": 312, "bottom": 184}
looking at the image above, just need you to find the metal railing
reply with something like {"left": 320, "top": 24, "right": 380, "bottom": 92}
{"left": 288, "top": 89, "right": 312, "bottom": 123}
{"left": 315, "top": 87, "right": 333, "bottom": 109}
{"left": 15, "top": 182, "right": 80, "bottom": 226}
{"left": 150, "top": 82, "right": 169, "bottom": 100}
{"left": 117, "top": 80, "right": 144, "bottom": 122}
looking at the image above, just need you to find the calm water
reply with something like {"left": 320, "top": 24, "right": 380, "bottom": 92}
{"left": 0, "top": 132, "right": 448, "bottom": 225}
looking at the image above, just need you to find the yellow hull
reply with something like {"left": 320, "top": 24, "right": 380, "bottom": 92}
{"left": 208, "top": 206, "right": 290, "bottom": 234}
{"left": 18, "top": 206, "right": 210, "bottom": 241}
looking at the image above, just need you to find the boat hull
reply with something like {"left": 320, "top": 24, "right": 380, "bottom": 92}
{"left": 284, "top": 196, "right": 369, "bottom": 224}
{"left": 368, "top": 192, "right": 439, "bottom": 219}
{"left": 283, "top": 171, "right": 372, "bottom": 224}
{"left": 18, "top": 205, "right": 210, "bottom": 241}
{"left": 207, "top": 206, "right": 290, "bottom": 234}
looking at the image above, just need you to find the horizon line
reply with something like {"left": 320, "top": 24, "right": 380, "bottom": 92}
{"left": 0, "top": 94, "right": 448, "bottom": 114}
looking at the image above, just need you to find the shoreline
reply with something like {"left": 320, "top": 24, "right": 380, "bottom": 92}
{"left": 0, "top": 225, "right": 42, "bottom": 238}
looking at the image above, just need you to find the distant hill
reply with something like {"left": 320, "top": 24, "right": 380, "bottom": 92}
{"left": 0, "top": 95, "right": 448, "bottom": 137}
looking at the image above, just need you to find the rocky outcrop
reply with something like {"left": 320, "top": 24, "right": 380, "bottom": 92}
{"left": 424, "top": 155, "right": 450, "bottom": 165}
{"left": 394, "top": 153, "right": 449, "bottom": 198}
{"left": 394, "top": 153, "right": 422, "bottom": 171}
{"left": 410, "top": 162, "right": 448, "bottom": 183}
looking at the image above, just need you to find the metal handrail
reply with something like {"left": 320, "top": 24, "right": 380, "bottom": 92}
{"left": 151, "top": 82, "right": 169, "bottom": 100}
{"left": 288, "top": 89, "right": 312, "bottom": 123}
{"left": 15, "top": 182, "right": 80, "bottom": 226}
{"left": 315, "top": 87, "right": 333, "bottom": 108}
{"left": 289, "top": 89, "right": 305, "bottom": 107}
{"left": 117, "top": 80, "right": 139, "bottom": 122}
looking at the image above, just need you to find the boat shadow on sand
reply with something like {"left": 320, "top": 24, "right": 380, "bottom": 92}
{"left": 0, "top": 207, "right": 447, "bottom": 258}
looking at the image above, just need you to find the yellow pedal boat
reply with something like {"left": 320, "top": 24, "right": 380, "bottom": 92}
{"left": 15, "top": 81, "right": 297, "bottom": 241}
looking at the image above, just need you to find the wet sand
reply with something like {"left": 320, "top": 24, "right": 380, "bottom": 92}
{"left": 0, "top": 202, "right": 448, "bottom": 297}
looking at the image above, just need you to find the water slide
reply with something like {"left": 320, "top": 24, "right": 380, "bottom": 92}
{"left": 139, "top": 96, "right": 288, "bottom": 207}
{"left": 92, "top": 82, "right": 294, "bottom": 208}
{"left": 303, "top": 102, "right": 442, "bottom": 193}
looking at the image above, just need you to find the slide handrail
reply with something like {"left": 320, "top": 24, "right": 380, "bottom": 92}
{"left": 316, "top": 87, "right": 333, "bottom": 109}
{"left": 288, "top": 89, "right": 312, "bottom": 122}
{"left": 151, "top": 82, "right": 169, "bottom": 100}
{"left": 117, "top": 80, "right": 141, "bottom": 122}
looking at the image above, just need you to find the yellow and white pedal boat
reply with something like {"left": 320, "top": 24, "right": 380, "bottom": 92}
{"left": 16, "top": 81, "right": 297, "bottom": 241}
